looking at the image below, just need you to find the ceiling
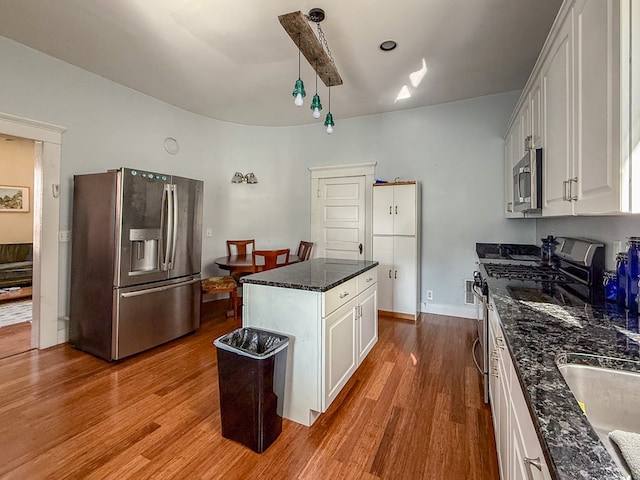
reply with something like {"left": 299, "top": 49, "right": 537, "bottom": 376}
{"left": 0, "top": 0, "right": 563, "bottom": 127}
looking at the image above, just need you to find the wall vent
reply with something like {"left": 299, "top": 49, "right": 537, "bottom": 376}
{"left": 464, "top": 279, "right": 475, "bottom": 305}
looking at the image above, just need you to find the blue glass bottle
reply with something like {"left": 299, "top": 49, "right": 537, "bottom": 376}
{"left": 603, "top": 271, "right": 617, "bottom": 302}
{"left": 616, "top": 252, "right": 628, "bottom": 308}
{"left": 626, "top": 238, "right": 640, "bottom": 313}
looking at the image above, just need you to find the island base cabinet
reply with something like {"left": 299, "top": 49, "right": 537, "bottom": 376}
{"left": 242, "top": 267, "right": 378, "bottom": 427}
{"left": 357, "top": 284, "right": 378, "bottom": 364}
{"left": 323, "top": 299, "right": 357, "bottom": 409}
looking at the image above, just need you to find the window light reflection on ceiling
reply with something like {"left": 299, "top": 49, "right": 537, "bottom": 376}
{"left": 394, "top": 85, "right": 411, "bottom": 103}
{"left": 410, "top": 58, "right": 428, "bottom": 88}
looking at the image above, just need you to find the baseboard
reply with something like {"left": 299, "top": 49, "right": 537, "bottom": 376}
{"left": 422, "top": 303, "right": 478, "bottom": 320}
{"left": 57, "top": 316, "right": 69, "bottom": 344}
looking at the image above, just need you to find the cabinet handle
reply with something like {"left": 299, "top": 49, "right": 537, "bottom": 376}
{"left": 524, "top": 456, "right": 542, "bottom": 480}
{"left": 487, "top": 303, "right": 494, "bottom": 311}
{"left": 496, "top": 337, "right": 506, "bottom": 350}
{"left": 395, "top": 205, "right": 398, "bottom": 215}
{"left": 491, "top": 367, "right": 499, "bottom": 378}
{"left": 366, "top": 276, "right": 373, "bottom": 283}
{"left": 389, "top": 205, "right": 392, "bottom": 215}
{"left": 389, "top": 269, "right": 392, "bottom": 278}
{"left": 569, "top": 177, "right": 578, "bottom": 201}
{"left": 562, "top": 180, "right": 570, "bottom": 201}
{"left": 339, "top": 292, "right": 350, "bottom": 299}
{"left": 394, "top": 270, "right": 397, "bottom": 279}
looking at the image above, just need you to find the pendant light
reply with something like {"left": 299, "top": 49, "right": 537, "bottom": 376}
{"left": 323, "top": 80, "right": 335, "bottom": 134}
{"left": 310, "top": 59, "right": 323, "bottom": 119}
{"left": 292, "top": 33, "right": 306, "bottom": 107}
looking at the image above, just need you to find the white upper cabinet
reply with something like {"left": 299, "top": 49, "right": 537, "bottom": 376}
{"left": 505, "top": 0, "right": 638, "bottom": 217}
{"left": 569, "top": 0, "right": 621, "bottom": 215}
{"left": 372, "top": 183, "right": 417, "bottom": 236}
{"left": 541, "top": 9, "right": 574, "bottom": 216}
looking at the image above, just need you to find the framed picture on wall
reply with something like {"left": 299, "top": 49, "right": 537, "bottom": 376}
{"left": 0, "top": 185, "right": 30, "bottom": 212}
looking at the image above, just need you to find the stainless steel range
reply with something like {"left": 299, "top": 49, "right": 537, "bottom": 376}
{"left": 472, "top": 237, "right": 605, "bottom": 404}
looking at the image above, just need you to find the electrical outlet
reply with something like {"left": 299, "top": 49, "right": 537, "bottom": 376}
{"left": 59, "top": 230, "right": 71, "bottom": 242}
{"left": 206, "top": 228, "right": 213, "bottom": 238}
{"left": 427, "top": 290, "right": 433, "bottom": 300}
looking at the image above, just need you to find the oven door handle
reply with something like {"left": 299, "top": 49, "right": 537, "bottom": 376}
{"left": 471, "top": 337, "right": 483, "bottom": 374}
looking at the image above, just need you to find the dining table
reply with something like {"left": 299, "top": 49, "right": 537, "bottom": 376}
{"left": 214, "top": 254, "right": 300, "bottom": 275}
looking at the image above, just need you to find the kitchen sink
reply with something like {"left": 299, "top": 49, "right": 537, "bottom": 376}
{"left": 556, "top": 353, "right": 640, "bottom": 478}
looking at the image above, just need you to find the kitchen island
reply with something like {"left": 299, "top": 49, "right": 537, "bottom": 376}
{"left": 482, "top": 265, "right": 637, "bottom": 480}
{"left": 241, "top": 258, "right": 378, "bottom": 427}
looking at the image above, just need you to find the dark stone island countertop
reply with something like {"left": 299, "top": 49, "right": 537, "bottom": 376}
{"left": 240, "top": 258, "right": 378, "bottom": 292}
{"left": 482, "top": 264, "right": 638, "bottom": 480}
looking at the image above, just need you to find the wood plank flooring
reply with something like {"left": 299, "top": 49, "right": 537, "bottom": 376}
{"left": 0, "top": 301, "right": 498, "bottom": 479}
{"left": 0, "top": 321, "right": 32, "bottom": 360}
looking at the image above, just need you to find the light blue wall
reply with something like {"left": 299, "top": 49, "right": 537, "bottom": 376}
{"left": 0, "top": 35, "right": 537, "bottom": 317}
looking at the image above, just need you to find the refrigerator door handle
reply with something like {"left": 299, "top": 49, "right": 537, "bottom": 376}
{"left": 161, "top": 184, "right": 173, "bottom": 271}
{"left": 169, "top": 184, "right": 179, "bottom": 269}
{"left": 120, "top": 277, "right": 201, "bottom": 298}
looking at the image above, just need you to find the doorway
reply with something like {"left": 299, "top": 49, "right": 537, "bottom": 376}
{"left": 310, "top": 163, "right": 376, "bottom": 260}
{"left": 0, "top": 135, "right": 35, "bottom": 358}
{"left": 0, "top": 112, "right": 64, "bottom": 354}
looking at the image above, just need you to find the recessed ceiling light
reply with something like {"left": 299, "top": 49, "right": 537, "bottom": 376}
{"left": 379, "top": 40, "right": 397, "bottom": 52}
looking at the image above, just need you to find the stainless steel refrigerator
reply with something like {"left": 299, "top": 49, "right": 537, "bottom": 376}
{"left": 69, "top": 167, "right": 203, "bottom": 361}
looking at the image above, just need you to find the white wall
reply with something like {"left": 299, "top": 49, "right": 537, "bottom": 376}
{"left": 0, "top": 35, "right": 536, "bottom": 322}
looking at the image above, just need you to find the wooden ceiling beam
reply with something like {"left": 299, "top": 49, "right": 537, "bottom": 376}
{"left": 278, "top": 11, "right": 343, "bottom": 88}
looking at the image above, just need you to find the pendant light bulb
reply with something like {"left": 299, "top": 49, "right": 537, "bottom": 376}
{"left": 310, "top": 93, "right": 322, "bottom": 119}
{"left": 324, "top": 112, "right": 335, "bottom": 134}
{"left": 292, "top": 78, "right": 305, "bottom": 107}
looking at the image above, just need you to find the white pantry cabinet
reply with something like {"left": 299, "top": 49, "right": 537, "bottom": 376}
{"left": 372, "top": 182, "right": 420, "bottom": 321}
{"left": 372, "top": 182, "right": 417, "bottom": 236}
{"left": 505, "top": 0, "right": 639, "bottom": 216}
{"left": 488, "top": 300, "right": 551, "bottom": 480}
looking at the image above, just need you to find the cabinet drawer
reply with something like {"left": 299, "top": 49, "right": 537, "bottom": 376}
{"left": 324, "top": 277, "right": 357, "bottom": 317}
{"left": 357, "top": 267, "right": 377, "bottom": 293}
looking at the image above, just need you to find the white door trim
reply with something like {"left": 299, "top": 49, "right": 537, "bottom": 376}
{"left": 309, "top": 162, "right": 376, "bottom": 260}
{"left": 0, "top": 112, "right": 65, "bottom": 349}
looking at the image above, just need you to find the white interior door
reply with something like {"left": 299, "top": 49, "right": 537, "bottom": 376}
{"left": 312, "top": 176, "right": 366, "bottom": 260}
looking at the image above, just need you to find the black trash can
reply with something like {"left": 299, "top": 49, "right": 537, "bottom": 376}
{"left": 213, "top": 327, "right": 289, "bottom": 453}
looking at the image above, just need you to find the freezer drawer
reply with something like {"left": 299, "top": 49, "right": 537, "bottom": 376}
{"left": 114, "top": 276, "right": 201, "bottom": 360}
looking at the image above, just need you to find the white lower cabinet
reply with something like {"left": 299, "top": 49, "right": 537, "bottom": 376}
{"left": 488, "top": 300, "right": 551, "bottom": 480}
{"left": 373, "top": 235, "right": 418, "bottom": 319}
{"left": 324, "top": 298, "right": 357, "bottom": 408}
{"left": 243, "top": 267, "right": 378, "bottom": 426}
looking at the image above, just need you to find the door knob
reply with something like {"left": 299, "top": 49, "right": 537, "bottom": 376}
{"left": 359, "top": 243, "right": 363, "bottom": 254}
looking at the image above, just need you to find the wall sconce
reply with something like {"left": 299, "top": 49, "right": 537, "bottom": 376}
{"left": 231, "top": 172, "right": 258, "bottom": 184}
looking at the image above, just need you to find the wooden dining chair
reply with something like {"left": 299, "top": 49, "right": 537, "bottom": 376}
{"left": 252, "top": 249, "right": 290, "bottom": 272}
{"left": 226, "top": 239, "right": 255, "bottom": 257}
{"left": 227, "top": 239, "right": 255, "bottom": 281}
{"left": 296, "top": 241, "right": 314, "bottom": 261}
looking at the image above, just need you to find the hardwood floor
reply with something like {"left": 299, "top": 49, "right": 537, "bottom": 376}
{"left": 0, "top": 321, "right": 32, "bottom": 360}
{"left": 0, "top": 301, "right": 498, "bottom": 479}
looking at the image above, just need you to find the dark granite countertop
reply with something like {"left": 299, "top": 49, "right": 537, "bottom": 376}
{"left": 240, "top": 258, "right": 378, "bottom": 292}
{"left": 482, "top": 264, "right": 638, "bottom": 480}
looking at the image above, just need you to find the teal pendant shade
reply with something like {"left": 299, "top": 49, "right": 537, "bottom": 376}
{"left": 292, "top": 78, "right": 306, "bottom": 106}
{"left": 323, "top": 112, "right": 334, "bottom": 126}
{"left": 324, "top": 112, "right": 334, "bottom": 134}
{"left": 310, "top": 93, "right": 323, "bottom": 118}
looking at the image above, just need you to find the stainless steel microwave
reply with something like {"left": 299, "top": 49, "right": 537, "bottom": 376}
{"left": 513, "top": 148, "right": 542, "bottom": 213}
